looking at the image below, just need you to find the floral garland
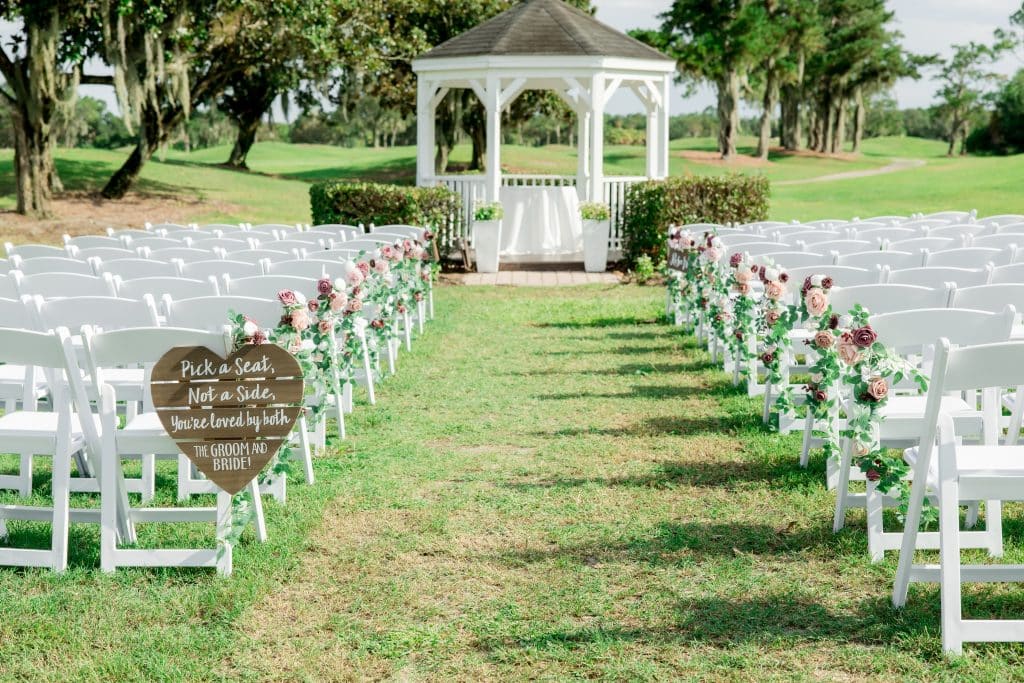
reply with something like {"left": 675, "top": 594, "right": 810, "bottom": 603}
{"left": 755, "top": 262, "right": 796, "bottom": 415}
{"left": 725, "top": 252, "right": 759, "bottom": 380}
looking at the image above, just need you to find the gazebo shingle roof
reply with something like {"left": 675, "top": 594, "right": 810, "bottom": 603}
{"left": 416, "top": 0, "right": 673, "bottom": 62}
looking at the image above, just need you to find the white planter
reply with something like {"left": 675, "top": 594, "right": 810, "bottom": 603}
{"left": 581, "top": 218, "right": 610, "bottom": 272}
{"left": 473, "top": 219, "right": 502, "bottom": 273}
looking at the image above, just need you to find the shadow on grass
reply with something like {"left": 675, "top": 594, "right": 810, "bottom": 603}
{"left": 537, "top": 411, "right": 764, "bottom": 438}
{"left": 502, "top": 455, "right": 818, "bottom": 492}
{"left": 530, "top": 316, "right": 661, "bottom": 329}
{"left": 536, "top": 382, "right": 735, "bottom": 402}
{"left": 0, "top": 157, "right": 191, "bottom": 199}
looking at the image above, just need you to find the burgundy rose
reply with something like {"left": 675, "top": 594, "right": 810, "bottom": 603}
{"left": 828, "top": 313, "right": 839, "bottom": 330}
{"left": 821, "top": 276, "right": 834, "bottom": 290}
{"left": 251, "top": 330, "right": 267, "bottom": 345}
{"left": 802, "top": 276, "right": 813, "bottom": 293}
{"left": 729, "top": 252, "right": 743, "bottom": 267}
{"left": 357, "top": 261, "right": 370, "bottom": 276}
{"left": 761, "top": 351, "right": 775, "bottom": 364}
{"left": 397, "top": 304, "right": 407, "bottom": 314}
{"left": 814, "top": 389, "right": 828, "bottom": 403}
{"left": 371, "top": 319, "right": 385, "bottom": 329}
{"left": 734, "top": 330, "right": 744, "bottom": 341}
{"left": 423, "top": 230, "right": 434, "bottom": 241}
{"left": 317, "top": 278, "right": 333, "bottom": 295}
{"left": 851, "top": 326, "right": 878, "bottom": 348}
{"left": 277, "top": 290, "right": 297, "bottom": 306}
{"left": 414, "top": 292, "right": 424, "bottom": 302}
{"left": 307, "top": 299, "right": 319, "bottom": 312}
{"left": 865, "top": 469, "right": 881, "bottom": 482}
{"left": 779, "top": 272, "right": 789, "bottom": 283}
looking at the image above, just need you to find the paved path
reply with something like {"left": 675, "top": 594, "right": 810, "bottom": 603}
{"left": 775, "top": 157, "right": 926, "bottom": 186}
{"left": 453, "top": 271, "right": 621, "bottom": 286}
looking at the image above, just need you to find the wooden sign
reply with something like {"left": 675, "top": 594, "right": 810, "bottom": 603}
{"left": 150, "top": 344, "right": 304, "bottom": 495}
{"left": 667, "top": 246, "right": 688, "bottom": 272}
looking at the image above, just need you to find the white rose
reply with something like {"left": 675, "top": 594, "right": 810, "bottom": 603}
{"left": 294, "top": 291, "right": 306, "bottom": 305}
{"left": 764, "top": 268, "right": 779, "bottom": 282}
{"left": 811, "top": 274, "right": 823, "bottom": 287}
{"left": 242, "top": 320, "right": 258, "bottom": 336}
{"left": 300, "top": 339, "right": 315, "bottom": 352}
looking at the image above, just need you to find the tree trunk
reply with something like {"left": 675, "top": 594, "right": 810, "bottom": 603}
{"left": 10, "top": 110, "right": 55, "bottom": 216}
{"left": 435, "top": 93, "right": 458, "bottom": 173}
{"left": 756, "top": 66, "right": 777, "bottom": 160}
{"left": 716, "top": 70, "right": 740, "bottom": 159}
{"left": 831, "top": 98, "right": 846, "bottom": 154}
{"left": 820, "top": 97, "right": 833, "bottom": 154}
{"left": 947, "top": 117, "right": 959, "bottom": 156}
{"left": 462, "top": 99, "right": 486, "bottom": 171}
{"left": 226, "top": 112, "right": 261, "bottom": 169}
{"left": 806, "top": 108, "right": 818, "bottom": 150}
{"left": 851, "top": 87, "right": 865, "bottom": 153}
{"left": 779, "top": 85, "right": 801, "bottom": 151}
{"left": 102, "top": 103, "right": 184, "bottom": 199}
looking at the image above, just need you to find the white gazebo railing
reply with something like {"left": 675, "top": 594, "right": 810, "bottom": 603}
{"left": 428, "top": 173, "right": 645, "bottom": 255}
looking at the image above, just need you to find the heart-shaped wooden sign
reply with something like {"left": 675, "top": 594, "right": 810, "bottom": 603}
{"left": 150, "top": 344, "right": 305, "bottom": 495}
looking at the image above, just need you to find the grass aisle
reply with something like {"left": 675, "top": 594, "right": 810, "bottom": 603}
{"left": 223, "top": 285, "right": 1024, "bottom": 680}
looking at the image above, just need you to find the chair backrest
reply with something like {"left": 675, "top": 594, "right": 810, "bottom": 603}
{"left": 924, "top": 247, "right": 1006, "bottom": 268}
{"left": 718, "top": 232, "right": 769, "bottom": 245}
{"left": 887, "top": 237, "right": 956, "bottom": 253}
{"left": 251, "top": 223, "right": 300, "bottom": 233}
{"left": 928, "top": 224, "right": 990, "bottom": 241}
{"left": 850, "top": 227, "right": 921, "bottom": 242}
{"left": 340, "top": 239, "right": 386, "bottom": 253}
{"left": 990, "top": 263, "right": 1024, "bottom": 284}
{"left": 223, "top": 274, "right": 318, "bottom": 300}
{"left": 371, "top": 224, "right": 425, "bottom": 239}
{"left": 188, "top": 236, "right": 257, "bottom": 251}
{"left": 774, "top": 230, "right": 843, "bottom": 245}
{"left": 224, "top": 248, "right": 296, "bottom": 264}
{"left": 0, "top": 273, "right": 20, "bottom": 299}
{"left": 96, "top": 258, "right": 180, "bottom": 279}
{"left": 797, "top": 219, "right": 845, "bottom": 229}
{"left": 76, "top": 247, "right": 138, "bottom": 263}
{"left": 859, "top": 215, "right": 906, "bottom": 225}
{"left": 828, "top": 283, "right": 952, "bottom": 315}
{"left": 725, "top": 242, "right": 791, "bottom": 258}
{"left": 900, "top": 219, "right": 952, "bottom": 231}
{"left": 4, "top": 243, "right": 68, "bottom": 259}
{"left": 870, "top": 307, "right": 1015, "bottom": 353}
{"left": 923, "top": 210, "right": 973, "bottom": 222}
{"left": 810, "top": 239, "right": 875, "bottom": 255}
{"left": 14, "top": 271, "right": 117, "bottom": 298}
{"left": 133, "top": 236, "right": 188, "bottom": 250}
{"left": 272, "top": 240, "right": 323, "bottom": 254}
{"left": 755, "top": 252, "right": 833, "bottom": 269}
{"left": 0, "top": 328, "right": 75, "bottom": 409}
{"left": 12, "top": 256, "right": 95, "bottom": 275}
{"left": 164, "top": 295, "right": 285, "bottom": 331}
{"left": 995, "top": 222, "right": 1024, "bottom": 235}
{"left": 107, "top": 228, "right": 153, "bottom": 240}
{"left": 0, "top": 295, "right": 35, "bottom": 329}
{"left": 970, "top": 234, "right": 1024, "bottom": 251}
{"left": 116, "top": 276, "right": 219, "bottom": 301}
{"left": 0, "top": 258, "right": 11, "bottom": 275}
{"left": 147, "top": 247, "right": 218, "bottom": 262}
{"left": 785, "top": 265, "right": 881, "bottom": 289}
{"left": 146, "top": 222, "right": 194, "bottom": 233}
{"left": 950, "top": 284, "right": 1024, "bottom": 316}
{"left": 178, "top": 259, "right": 264, "bottom": 280}
{"left": 310, "top": 224, "right": 361, "bottom": 240}
{"left": 980, "top": 214, "right": 1024, "bottom": 228}
{"left": 885, "top": 265, "right": 991, "bottom": 288}
{"left": 65, "top": 235, "right": 126, "bottom": 250}
{"left": 32, "top": 295, "right": 160, "bottom": 333}
{"left": 262, "top": 259, "right": 330, "bottom": 278}
{"left": 194, "top": 223, "right": 243, "bottom": 232}
{"left": 836, "top": 250, "right": 922, "bottom": 270}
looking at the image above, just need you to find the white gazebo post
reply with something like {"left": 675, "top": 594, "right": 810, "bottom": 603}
{"left": 645, "top": 83, "right": 659, "bottom": 179}
{"left": 659, "top": 73, "right": 671, "bottom": 178}
{"left": 415, "top": 78, "right": 435, "bottom": 186}
{"left": 576, "top": 106, "right": 591, "bottom": 201}
{"left": 484, "top": 75, "right": 502, "bottom": 202}
{"left": 588, "top": 74, "right": 605, "bottom": 206}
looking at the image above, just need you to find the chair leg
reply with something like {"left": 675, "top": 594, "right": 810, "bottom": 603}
{"left": 866, "top": 480, "right": 884, "bottom": 563}
{"left": 965, "top": 501, "right": 979, "bottom": 528}
{"left": 297, "top": 415, "right": 314, "bottom": 486}
{"left": 833, "top": 438, "right": 855, "bottom": 532}
{"left": 986, "top": 499, "right": 1003, "bottom": 558}
{"left": 939, "top": 478, "right": 964, "bottom": 656}
{"left": 140, "top": 453, "right": 155, "bottom": 503}
{"left": 18, "top": 452, "right": 32, "bottom": 497}
{"left": 403, "top": 310, "right": 412, "bottom": 351}
{"left": 247, "top": 480, "right": 267, "bottom": 543}
{"left": 800, "top": 413, "right": 815, "bottom": 468}
{"left": 50, "top": 446, "right": 72, "bottom": 572}
{"left": 215, "top": 491, "right": 233, "bottom": 577}
{"left": 177, "top": 454, "right": 192, "bottom": 502}
{"left": 417, "top": 300, "right": 425, "bottom": 334}
{"left": 362, "top": 339, "right": 376, "bottom": 405}
{"left": 336, "top": 393, "right": 346, "bottom": 440}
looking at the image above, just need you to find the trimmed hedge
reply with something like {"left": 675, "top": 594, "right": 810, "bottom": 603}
{"left": 621, "top": 174, "right": 770, "bottom": 264}
{"left": 309, "top": 181, "right": 461, "bottom": 234}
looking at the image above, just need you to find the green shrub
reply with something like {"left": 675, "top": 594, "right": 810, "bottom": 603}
{"left": 633, "top": 254, "right": 655, "bottom": 284}
{"left": 621, "top": 174, "right": 770, "bottom": 265}
{"left": 473, "top": 201, "right": 504, "bottom": 221}
{"left": 309, "top": 181, "right": 461, "bottom": 242}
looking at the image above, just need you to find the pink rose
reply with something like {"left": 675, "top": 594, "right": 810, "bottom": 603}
{"left": 852, "top": 326, "right": 878, "bottom": 348}
{"left": 307, "top": 299, "right": 319, "bottom": 312}
{"left": 704, "top": 247, "right": 720, "bottom": 262}
{"left": 765, "top": 309, "right": 781, "bottom": 326}
{"left": 735, "top": 282, "right": 751, "bottom": 295}
{"left": 735, "top": 269, "right": 752, "bottom": 284}
{"left": 855, "top": 441, "right": 871, "bottom": 457}
{"left": 329, "top": 291, "right": 347, "bottom": 312}
{"left": 290, "top": 309, "right": 310, "bottom": 331}
{"left": 814, "top": 330, "right": 835, "bottom": 349}
{"left": 317, "top": 278, "right": 333, "bottom": 295}
{"left": 866, "top": 377, "right": 889, "bottom": 401}
{"left": 764, "top": 281, "right": 784, "bottom": 300}
{"left": 318, "top": 320, "right": 332, "bottom": 334}
{"left": 357, "top": 261, "right": 370, "bottom": 276}
{"left": 345, "top": 298, "right": 363, "bottom": 313}
{"left": 374, "top": 259, "right": 390, "bottom": 275}
{"left": 381, "top": 245, "right": 395, "bottom": 260}
{"left": 278, "top": 290, "right": 297, "bottom": 306}
{"left": 346, "top": 269, "right": 364, "bottom": 287}
{"left": 838, "top": 341, "right": 862, "bottom": 366}
{"left": 805, "top": 288, "right": 829, "bottom": 317}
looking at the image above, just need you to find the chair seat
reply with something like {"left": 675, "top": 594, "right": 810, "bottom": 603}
{"left": 905, "top": 444, "right": 1024, "bottom": 492}
{"left": 0, "top": 365, "right": 48, "bottom": 397}
{"left": 882, "top": 395, "right": 974, "bottom": 420}
{"left": 115, "top": 411, "right": 178, "bottom": 454}
{"left": 0, "top": 411, "right": 89, "bottom": 449}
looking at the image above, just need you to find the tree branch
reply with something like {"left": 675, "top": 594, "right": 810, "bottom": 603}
{"left": 79, "top": 74, "right": 115, "bottom": 85}
{"left": 0, "top": 44, "right": 17, "bottom": 85}
{"left": 0, "top": 86, "right": 15, "bottom": 106}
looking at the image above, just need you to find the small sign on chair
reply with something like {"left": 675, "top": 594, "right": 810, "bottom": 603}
{"left": 667, "top": 246, "right": 687, "bottom": 272}
{"left": 150, "top": 344, "right": 304, "bottom": 494}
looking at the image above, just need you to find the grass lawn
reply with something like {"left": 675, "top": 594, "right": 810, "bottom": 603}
{"left": 4, "top": 284, "right": 1024, "bottom": 679}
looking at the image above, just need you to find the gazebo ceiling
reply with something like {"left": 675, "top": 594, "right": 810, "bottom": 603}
{"left": 416, "top": 0, "right": 673, "bottom": 63}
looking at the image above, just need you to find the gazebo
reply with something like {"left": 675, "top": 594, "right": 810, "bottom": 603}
{"left": 412, "top": 0, "right": 675, "bottom": 261}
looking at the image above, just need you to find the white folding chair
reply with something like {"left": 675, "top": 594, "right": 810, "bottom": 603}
{"left": 225, "top": 248, "right": 296, "bottom": 264}
{"left": 3, "top": 243, "right": 68, "bottom": 259}
{"left": 76, "top": 247, "right": 138, "bottom": 264}
{"left": 188, "top": 237, "right": 258, "bottom": 252}
{"left": 925, "top": 247, "right": 1007, "bottom": 268}
{"left": 725, "top": 242, "right": 791, "bottom": 258}
{"left": 179, "top": 259, "right": 264, "bottom": 281}
{"left": 891, "top": 339, "right": 1024, "bottom": 654}
{"left": 850, "top": 227, "right": 921, "bottom": 243}
{"left": 148, "top": 247, "right": 219, "bottom": 263}
{"left": 888, "top": 237, "right": 957, "bottom": 254}
{"left": 885, "top": 266, "right": 992, "bottom": 289}
{"left": 0, "top": 328, "right": 89, "bottom": 571}
{"left": 833, "top": 307, "right": 1014, "bottom": 562}
{"left": 990, "top": 263, "right": 1024, "bottom": 284}
{"left": 980, "top": 215, "right": 1024, "bottom": 228}
{"left": 76, "top": 326, "right": 265, "bottom": 575}
{"left": 756, "top": 252, "right": 832, "bottom": 269}
{"left": 96, "top": 258, "right": 180, "bottom": 280}
{"left": 116, "top": 276, "right": 220, "bottom": 304}
{"left": 371, "top": 224, "right": 426, "bottom": 240}
{"left": 10, "top": 256, "right": 95, "bottom": 276}
{"left": 811, "top": 240, "right": 876, "bottom": 256}
{"left": 133, "top": 237, "right": 189, "bottom": 251}
{"left": 223, "top": 275, "right": 318, "bottom": 300}
{"left": 995, "top": 222, "right": 1024, "bottom": 235}
{"left": 785, "top": 265, "right": 881, "bottom": 288}
{"left": 65, "top": 235, "right": 126, "bottom": 250}
{"left": 970, "top": 234, "right": 1024, "bottom": 251}
{"left": 13, "top": 272, "right": 117, "bottom": 298}
{"left": 837, "top": 250, "right": 921, "bottom": 270}
{"left": 261, "top": 260, "right": 331, "bottom": 279}
{"left": 929, "top": 224, "right": 991, "bottom": 242}
{"left": 311, "top": 224, "right": 361, "bottom": 241}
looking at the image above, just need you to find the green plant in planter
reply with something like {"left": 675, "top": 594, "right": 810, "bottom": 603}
{"left": 474, "top": 202, "right": 504, "bottom": 221}
{"left": 579, "top": 202, "right": 610, "bottom": 221}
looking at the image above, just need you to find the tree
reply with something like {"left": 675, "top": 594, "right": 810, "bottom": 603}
{"left": 934, "top": 40, "right": 1009, "bottom": 156}
{"left": 635, "top": 0, "right": 772, "bottom": 159}
{"left": 0, "top": 2, "right": 105, "bottom": 215}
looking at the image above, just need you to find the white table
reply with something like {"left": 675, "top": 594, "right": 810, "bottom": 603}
{"left": 498, "top": 186, "right": 582, "bottom": 258}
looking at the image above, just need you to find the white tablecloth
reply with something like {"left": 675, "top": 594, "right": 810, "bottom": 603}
{"left": 498, "top": 186, "right": 582, "bottom": 256}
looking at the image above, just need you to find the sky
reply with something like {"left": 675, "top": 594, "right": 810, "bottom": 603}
{"left": 2, "top": 1, "right": 1022, "bottom": 117}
